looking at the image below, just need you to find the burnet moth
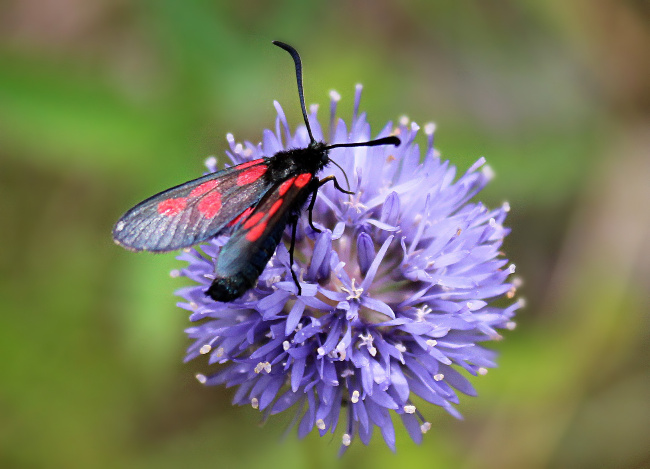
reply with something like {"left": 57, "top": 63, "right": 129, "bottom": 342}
{"left": 112, "top": 41, "right": 400, "bottom": 302}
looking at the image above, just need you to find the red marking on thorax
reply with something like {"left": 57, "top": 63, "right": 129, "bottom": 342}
{"left": 268, "top": 199, "right": 283, "bottom": 217}
{"left": 243, "top": 211, "right": 265, "bottom": 230}
{"left": 197, "top": 191, "right": 222, "bottom": 218}
{"left": 227, "top": 207, "right": 254, "bottom": 227}
{"left": 278, "top": 177, "right": 295, "bottom": 196}
{"left": 294, "top": 173, "right": 312, "bottom": 188}
{"left": 245, "top": 221, "right": 267, "bottom": 241}
{"left": 237, "top": 158, "right": 264, "bottom": 170}
{"left": 158, "top": 198, "right": 187, "bottom": 216}
{"left": 190, "top": 180, "right": 218, "bottom": 197}
{"left": 237, "top": 166, "right": 266, "bottom": 185}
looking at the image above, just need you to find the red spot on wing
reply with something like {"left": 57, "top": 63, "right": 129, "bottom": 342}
{"left": 227, "top": 206, "right": 254, "bottom": 227}
{"left": 245, "top": 221, "right": 268, "bottom": 241}
{"left": 190, "top": 180, "right": 218, "bottom": 197}
{"left": 197, "top": 191, "right": 222, "bottom": 218}
{"left": 268, "top": 199, "right": 283, "bottom": 217}
{"left": 295, "top": 173, "right": 312, "bottom": 188}
{"left": 158, "top": 198, "right": 187, "bottom": 216}
{"left": 237, "top": 166, "right": 266, "bottom": 185}
{"left": 243, "top": 211, "right": 265, "bottom": 230}
{"left": 278, "top": 177, "right": 296, "bottom": 196}
{"left": 237, "top": 158, "right": 264, "bottom": 170}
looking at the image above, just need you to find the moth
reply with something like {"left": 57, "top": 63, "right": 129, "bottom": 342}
{"left": 112, "top": 41, "right": 400, "bottom": 301}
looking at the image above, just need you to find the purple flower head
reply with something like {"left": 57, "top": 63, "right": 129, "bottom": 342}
{"left": 176, "top": 85, "right": 521, "bottom": 452}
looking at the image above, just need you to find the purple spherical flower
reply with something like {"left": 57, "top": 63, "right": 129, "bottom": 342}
{"left": 176, "top": 85, "right": 521, "bottom": 452}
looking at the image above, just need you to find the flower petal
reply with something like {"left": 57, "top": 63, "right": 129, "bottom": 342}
{"left": 360, "top": 235, "right": 393, "bottom": 290}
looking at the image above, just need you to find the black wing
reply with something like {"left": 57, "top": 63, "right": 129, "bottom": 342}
{"left": 207, "top": 172, "right": 315, "bottom": 301}
{"left": 112, "top": 159, "right": 272, "bottom": 252}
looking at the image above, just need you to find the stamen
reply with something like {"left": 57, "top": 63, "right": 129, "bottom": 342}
{"left": 416, "top": 305, "right": 432, "bottom": 321}
{"left": 357, "top": 331, "right": 377, "bottom": 356}
{"left": 226, "top": 133, "right": 235, "bottom": 149}
{"left": 254, "top": 362, "right": 271, "bottom": 374}
{"left": 482, "top": 164, "right": 495, "bottom": 180}
{"left": 343, "top": 192, "right": 367, "bottom": 213}
{"left": 341, "top": 278, "right": 363, "bottom": 300}
{"left": 336, "top": 342, "right": 347, "bottom": 360}
{"left": 205, "top": 156, "right": 217, "bottom": 170}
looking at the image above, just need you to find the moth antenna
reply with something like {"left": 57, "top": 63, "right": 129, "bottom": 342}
{"left": 272, "top": 41, "right": 315, "bottom": 144}
{"left": 326, "top": 135, "right": 401, "bottom": 150}
{"left": 326, "top": 136, "right": 400, "bottom": 190}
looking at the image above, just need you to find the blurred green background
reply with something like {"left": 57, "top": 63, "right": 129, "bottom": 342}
{"left": 1, "top": 1, "right": 649, "bottom": 468}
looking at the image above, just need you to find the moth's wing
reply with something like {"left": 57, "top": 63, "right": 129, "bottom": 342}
{"left": 113, "top": 159, "right": 273, "bottom": 252}
{"left": 214, "top": 173, "right": 314, "bottom": 280}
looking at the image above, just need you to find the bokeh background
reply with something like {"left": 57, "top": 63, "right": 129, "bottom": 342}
{"left": 1, "top": 1, "right": 649, "bottom": 468}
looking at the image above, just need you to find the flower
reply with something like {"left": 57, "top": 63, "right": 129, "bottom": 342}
{"left": 175, "top": 85, "right": 521, "bottom": 453}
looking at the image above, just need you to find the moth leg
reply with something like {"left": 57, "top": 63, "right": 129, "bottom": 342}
{"left": 307, "top": 182, "right": 321, "bottom": 233}
{"left": 319, "top": 175, "right": 354, "bottom": 195}
{"left": 307, "top": 175, "right": 354, "bottom": 233}
{"left": 289, "top": 220, "right": 302, "bottom": 296}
